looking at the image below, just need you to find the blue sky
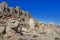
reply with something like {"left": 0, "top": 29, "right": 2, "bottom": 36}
{"left": 0, "top": 0, "right": 60, "bottom": 25}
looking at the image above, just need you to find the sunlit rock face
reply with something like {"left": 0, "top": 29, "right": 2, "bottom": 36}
{"left": 6, "top": 27, "right": 16, "bottom": 36}
{"left": 7, "top": 20, "right": 19, "bottom": 28}
{"left": 28, "top": 18, "right": 35, "bottom": 29}
{"left": 39, "top": 22, "right": 45, "bottom": 30}
{"left": 0, "top": 2, "right": 60, "bottom": 40}
{"left": 0, "top": 27, "right": 5, "bottom": 34}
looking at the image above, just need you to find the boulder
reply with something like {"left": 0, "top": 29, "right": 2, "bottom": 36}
{"left": 0, "top": 27, "right": 5, "bottom": 34}
{"left": 28, "top": 18, "right": 35, "bottom": 29}
{"left": 6, "top": 27, "right": 16, "bottom": 36}
{"left": 7, "top": 20, "right": 19, "bottom": 28}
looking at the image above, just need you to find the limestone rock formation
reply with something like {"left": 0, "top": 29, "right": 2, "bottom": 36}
{"left": 7, "top": 20, "right": 19, "bottom": 28}
{"left": 0, "top": 27, "right": 5, "bottom": 34}
{"left": 0, "top": 2, "right": 60, "bottom": 40}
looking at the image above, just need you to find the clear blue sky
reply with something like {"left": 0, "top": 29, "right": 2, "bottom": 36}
{"left": 0, "top": 0, "right": 60, "bottom": 25}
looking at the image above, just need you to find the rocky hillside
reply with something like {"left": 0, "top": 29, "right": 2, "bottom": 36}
{"left": 0, "top": 2, "right": 60, "bottom": 40}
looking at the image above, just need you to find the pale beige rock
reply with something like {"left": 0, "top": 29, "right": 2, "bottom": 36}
{"left": 0, "top": 2, "right": 60, "bottom": 40}
{"left": 39, "top": 22, "right": 45, "bottom": 31}
{"left": 6, "top": 27, "right": 16, "bottom": 36}
{"left": 0, "top": 27, "right": 5, "bottom": 34}
{"left": 7, "top": 20, "right": 19, "bottom": 28}
{"left": 28, "top": 18, "right": 35, "bottom": 29}
{"left": 8, "top": 33, "right": 20, "bottom": 40}
{"left": 22, "top": 27, "right": 30, "bottom": 33}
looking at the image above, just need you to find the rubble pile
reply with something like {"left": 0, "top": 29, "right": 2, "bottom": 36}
{"left": 0, "top": 2, "right": 60, "bottom": 40}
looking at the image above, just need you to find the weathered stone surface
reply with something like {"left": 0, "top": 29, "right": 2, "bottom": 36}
{"left": 28, "top": 18, "right": 35, "bottom": 29}
{"left": 0, "top": 34, "right": 6, "bottom": 40}
{"left": 8, "top": 33, "right": 20, "bottom": 40}
{"left": 0, "top": 27, "right": 5, "bottom": 34}
{"left": 0, "top": 2, "right": 60, "bottom": 40}
{"left": 7, "top": 20, "right": 19, "bottom": 28}
{"left": 6, "top": 27, "right": 16, "bottom": 36}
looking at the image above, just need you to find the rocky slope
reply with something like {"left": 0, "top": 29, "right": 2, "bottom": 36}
{"left": 0, "top": 2, "right": 60, "bottom": 40}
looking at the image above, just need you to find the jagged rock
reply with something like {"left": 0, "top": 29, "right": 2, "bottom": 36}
{"left": 8, "top": 33, "right": 20, "bottom": 40}
{"left": 0, "top": 34, "right": 6, "bottom": 40}
{"left": 6, "top": 27, "right": 16, "bottom": 36}
{"left": 0, "top": 27, "right": 5, "bottom": 34}
{"left": 28, "top": 18, "right": 35, "bottom": 29}
{"left": 7, "top": 20, "right": 19, "bottom": 28}
{"left": 55, "top": 27, "right": 60, "bottom": 36}
{"left": 22, "top": 27, "right": 30, "bottom": 32}
{"left": 0, "top": 2, "right": 60, "bottom": 40}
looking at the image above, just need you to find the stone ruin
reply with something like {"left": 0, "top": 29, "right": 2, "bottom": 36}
{"left": 0, "top": 2, "right": 60, "bottom": 40}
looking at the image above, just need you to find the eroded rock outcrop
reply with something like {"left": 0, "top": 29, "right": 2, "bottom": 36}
{"left": 0, "top": 2, "right": 60, "bottom": 40}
